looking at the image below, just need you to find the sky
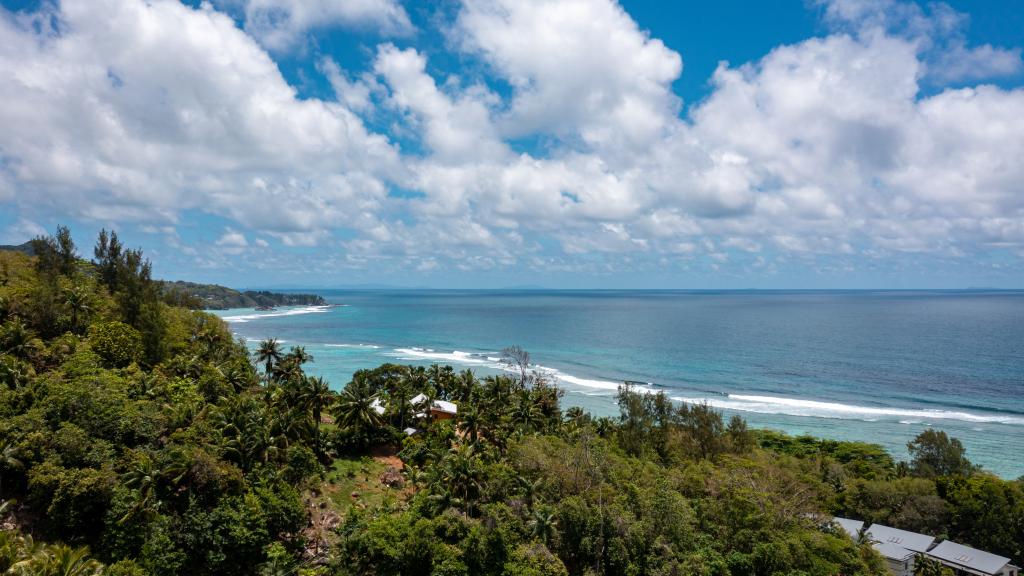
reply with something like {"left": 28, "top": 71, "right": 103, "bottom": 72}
{"left": 1, "top": 0, "right": 1023, "bottom": 289}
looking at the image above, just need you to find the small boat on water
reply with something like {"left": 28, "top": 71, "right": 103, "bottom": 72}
{"left": 254, "top": 305, "right": 277, "bottom": 311}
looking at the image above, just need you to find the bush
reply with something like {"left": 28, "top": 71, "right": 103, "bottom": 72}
{"left": 503, "top": 543, "right": 568, "bottom": 576}
{"left": 88, "top": 322, "right": 143, "bottom": 368}
{"left": 106, "top": 559, "right": 149, "bottom": 576}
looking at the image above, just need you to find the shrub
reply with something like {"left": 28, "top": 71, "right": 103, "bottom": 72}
{"left": 88, "top": 322, "right": 143, "bottom": 368}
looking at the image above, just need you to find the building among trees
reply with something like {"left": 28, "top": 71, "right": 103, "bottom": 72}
{"left": 833, "top": 518, "right": 1019, "bottom": 576}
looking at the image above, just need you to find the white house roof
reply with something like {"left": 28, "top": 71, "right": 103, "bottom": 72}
{"left": 866, "top": 524, "right": 935, "bottom": 554}
{"left": 927, "top": 540, "right": 1011, "bottom": 575}
{"left": 433, "top": 399, "right": 457, "bottom": 414}
{"left": 833, "top": 517, "right": 864, "bottom": 539}
{"left": 410, "top": 394, "right": 457, "bottom": 415}
{"left": 874, "top": 542, "right": 915, "bottom": 562}
{"left": 370, "top": 398, "right": 385, "bottom": 415}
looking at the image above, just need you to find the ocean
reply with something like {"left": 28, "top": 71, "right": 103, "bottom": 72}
{"left": 209, "top": 290, "right": 1024, "bottom": 479}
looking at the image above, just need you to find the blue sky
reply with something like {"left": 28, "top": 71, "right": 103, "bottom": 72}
{"left": 1, "top": 0, "right": 1023, "bottom": 288}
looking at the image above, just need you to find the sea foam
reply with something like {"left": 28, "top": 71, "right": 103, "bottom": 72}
{"left": 670, "top": 394, "right": 1024, "bottom": 425}
{"left": 222, "top": 305, "right": 332, "bottom": 323}
{"left": 325, "top": 343, "right": 382, "bottom": 349}
{"left": 388, "top": 347, "right": 625, "bottom": 391}
{"left": 391, "top": 347, "right": 497, "bottom": 366}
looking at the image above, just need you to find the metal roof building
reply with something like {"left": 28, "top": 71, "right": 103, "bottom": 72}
{"left": 927, "top": 540, "right": 1019, "bottom": 576}
{"left": 873, "top": 541, "right": 917, "bottom": 576}
{"left": 410, "top": 393, "right": 458, "bottom": 418}
{"left": 866, "top": 524, "right": 935, "bottom": 554}
{"left": 874, "top": 542, "right": 915, "bottom": 561}
{"left": 833, "top": 517, "right": 864, "bottom": 539}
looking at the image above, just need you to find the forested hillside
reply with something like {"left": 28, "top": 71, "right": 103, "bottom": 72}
{"left": 2, "top": 239, "right": 324, "bottom": 311}
{"left": 158, "top": 280, "right": 325, "bottom": 310}
{"left": 0, "top": 226, "right": 1021, "bottom": 575}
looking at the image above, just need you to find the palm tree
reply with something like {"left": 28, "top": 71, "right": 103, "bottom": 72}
{"left": 16, "top": 543, "right": 104, "bottom": 576}
{"left": 389, "top": 382, "right": 414, "bottom": 431}
{"left": 273, "top": 357, "right": 306, "bottom": 388}
{"left": 511, "top": 398, "right": 543, "bottom": 434}
{"left": 439, "top": 445, "right": 483, "bottom": 514}
{"left": 425, "top": 483, "right": 464, "bottom": 515}
{"left": 0, "top": 357, "right": 30, "bottom": 389}
{"left": 459, "top": 406, "right": 483, "bottom": 444}
{"left": 254, "top": 338, "right": 282, "bottom": 377}
{"left": 119, "top": 454, "right": 171, "bottom": 523}
{"left": 516, "top": 474, "right": 545, "bottom": 509}
{"left": 331, "top": 381, "right": 383, "bottom": 435}
{"left": 427, "top": 364, "right": 455, "bottom": 399}
{"left": 528, "top": 507, "right": 559, "bottom": 545}
{"left": 564, "top": 406, "right": 588, "bottom": 432}
{"left": 286, "top": 345, "right": 313, "bottom": 366}
{"left": 301, "top": 376, "right": 335, "bottom": 457}
{"left": 1, "top": 532, "right": 41, "bottom": 574}
{"left": 452, "top": 370, "right": 477, "bottom": 402}
{"left": 160, "top": 448, "right": 192, "bottom": 490}
{"left": 0, "top": 438, "right": 22, "bottom": 498}
{"left": 1, "top": 319, "right": 34, "bottom": 359}
{"left": 62, "top": 285, "right": 92, "bottom": 334}
{"left": 221, "top": 362, "right": 257, "bottom": 393}
{"left": 270, "top": 407, "right": 312, "bottom": 449}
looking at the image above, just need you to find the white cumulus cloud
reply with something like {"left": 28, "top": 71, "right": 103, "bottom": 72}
{"left": 239, "top": 0, "right": 413, "bottom": 51}
{"left": 0, "top": 0, "right": 1022, "bottom": 281}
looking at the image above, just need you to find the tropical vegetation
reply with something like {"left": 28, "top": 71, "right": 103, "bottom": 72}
{"left": 0, "top": 226, "right": 1021, "bottom": 575}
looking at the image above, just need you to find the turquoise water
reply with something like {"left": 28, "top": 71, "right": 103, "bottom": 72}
{"left": 210, "top": 290, "right": 1024, "bottom": 479}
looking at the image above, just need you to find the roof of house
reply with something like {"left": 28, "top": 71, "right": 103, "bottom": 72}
{"left": 410, "top": 394, "right": 457, "bottom": 415}
{"left": 432, "top": 399, "right": 457, "bottom": 414}
{"left": 866, "top": 524, "right": 935, "bottom": 554}
{"left": 874, "top": 542, "right": 915, "bottom": 562}
{"left": 833, "top": 517, "right": 864, "bottom": 539}
{"left": 927, "top": 540, "right": 1011, "bottom": 575}
{"left": 370, "top": 398, "right": 385, "bottom": 415}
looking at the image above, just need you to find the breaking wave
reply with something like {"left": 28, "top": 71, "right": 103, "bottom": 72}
{"left": 670, "top": 394, "right": 1024, "bottom": 425}
{"left": 325, "top": 343, "right": 382, "bottom": 349}
{"left": 222, "top": 305, "right": 332, "bottom": 323}
{"left": 387, "top": 347, "right": 627, "bottom": 391}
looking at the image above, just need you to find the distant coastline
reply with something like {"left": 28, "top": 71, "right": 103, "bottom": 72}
{"left": 160, "top": 279, "right": 326, "bottom": 310}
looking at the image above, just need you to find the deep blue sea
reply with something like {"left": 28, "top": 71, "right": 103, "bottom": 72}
{"left": 210, "top": 290, "right": 1024, "bottom": 479}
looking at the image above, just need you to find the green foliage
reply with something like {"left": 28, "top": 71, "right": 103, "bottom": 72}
{"left": 938, "top": 473, "right": 1024, "bottom": 561}
{"left": 106, "top": 559, "right": 150, "bottom": 576}
{"left": 908, "top": 429, "right": 976, "bottom": 478}
{"left": 834, "top": 476, "right": 949, "bottom": 535}
{"left": 27, "top": 461, "right": 117, "bottom": 542}
{"left": 0, "top": 529, "right": 107, "bottom": 575}
{"left": 914, "top": 554, "right": 954, "bottom": 576}
{"left": 88, "top": 321, "right": 143, "bottom": 368}
{"left": 158, "top": 280, "right": 325, "bottom": 310}
{"left": 755, "top": 429, "right": 895, "bottom": 479}
{"left": 503, "top": 543, "right": 568, "bottom": 576}
{"left": 29, "top": 225, "right": 79, "bottom": 278}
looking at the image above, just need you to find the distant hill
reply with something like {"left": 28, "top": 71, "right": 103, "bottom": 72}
{"left": 2, "top": 240, "right": 324, "bottom": 309}
{"left": 0, "top": 241, "right": 35, "bottom": 255}
{"left": 159, "top": 280, "right": 326, "bottom": 310}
